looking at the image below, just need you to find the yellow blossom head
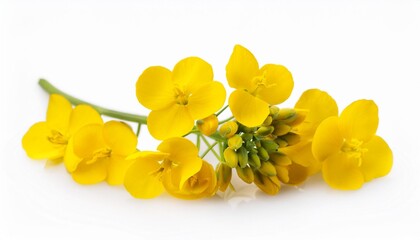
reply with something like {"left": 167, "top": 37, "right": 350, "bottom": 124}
{"left": 64, "top": 121, "right": 138, "bottom": 185}
{"left": 124, "top": 137, "right": 203, "bottom": 199}
{"left": 136, "top": 57, "right": 226, "bottom": 140}
{"left": 22, "top": 94, "right": 103, "bottom": 162}
{"left": 226, "top": 45, "right": 293, "bottom": 127}
{"left": 312, "top": 100, "right": 393, "bottom": 190}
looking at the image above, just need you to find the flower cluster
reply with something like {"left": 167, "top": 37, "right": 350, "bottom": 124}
{"left": 23, "top": 44, "right": 393, "bottom": 200}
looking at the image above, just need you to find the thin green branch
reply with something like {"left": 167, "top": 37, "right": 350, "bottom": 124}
{"left": 216, "top": 105, "right": 229, "bottom": 117}
{"left": 200, "top": 135, "right": 221, "bottom": 160}
{"left": 38, "top": 79, "right": 147, "bottom": 124}
{"left": 218, "top": 116, "right": 234, "bottom": 125}
{"left": 200, "top": 141, "right": 218, "bottom": 159}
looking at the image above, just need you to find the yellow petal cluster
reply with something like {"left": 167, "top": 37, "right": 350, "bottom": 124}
{"left": 124, "top": 137, "right": 216, "bottom": 199}
{"left": 22, "top": 94, "right": 103, "bottom": 162}
{"left": 312, "top": 100, "right": 393, "bottom": 190}
{"left": 136, "top": 57, "right": 226, "bottom": 140}
{"left": 226, "top": 45, "right": 293, "bottom": 127}
{"left": 64, "top": 121, "right": 138, "bottom": 185}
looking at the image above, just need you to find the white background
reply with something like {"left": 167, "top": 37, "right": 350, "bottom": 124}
{"left": 1, "top": 0, "right": 420, "bottom": 239}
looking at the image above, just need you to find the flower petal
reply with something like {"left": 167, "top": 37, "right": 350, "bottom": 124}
{"left": 46, "top": 94, "right": 72, "bottom": 133}
{"left": 187, "top": 81, "right": 226, "bottom": 120}
{"left": 360, "top": 136, "right": 393, "bottom": 182}
{"left": 22, "top": 122, "right": 66, "bottom": 160}
{"left": 124, "top": 152, "right": 166, "bottom": 199}
{"left": 294, "top": 89, "right": 338, "bottom": 137}
{"left": 322, "top": 152, "right": 364, "bottom": 190}
{"left": 64, "top": 137, "right": 81, "bottom": 172}
{"left": 286, "top": 162, "right": 308, "bottom": 185}
{"left": 158, "top": 137, "right": 202, "bottom": 187}
{"left": 256, "top": 64, "right": 293, "bottom": 105}
{"left": 226, "top": 44, "right": 259, "bottom": 90}
{"left": 103, "top": 121, "right": 137, "bottom": 156}
{"left": 281, "top": 142, "right": 313, "bottom": 167}
{"left": 172, "top": 57, "right": 213, "bottom": 93}
{"left": 72, "top": 160, "right": 108, "bottom": 184}
{"left": 136, "top": 66, "right": 175, "bottom": 110}
{"left": 228, "top": 90, "right": 269, "bottom": 127}
{"left": 339, "top": 100, "right": 378, "bottom": 142}
{"left": 73, "top": 124, "right": 106, "bottom": 158}
{"left": 312, "top": 116, "right": 343, "bottom": 162}
{"left": 67, "top": 105, "right": 103, "bottom": 136}
{"left": 107, "top": 155, "right": 135, "bottom": 185}
{"left": 147, "top": 104, "right": 194, "bottom": 140}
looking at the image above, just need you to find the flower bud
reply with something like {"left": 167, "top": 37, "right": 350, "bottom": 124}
{"left": 257, "top": 147, "right": 269, "bottom": 161}
{"left": 220, "top": 121, "right": 238, "bottom": 138}
{"left": 248, "top": 153, "right": 261, "bottom": 168}
{"left": 241, "top": 133, "right": 253, "bottom": 141}
{"left": 269, "top": 105, "right": 280, "bottom": 118}
{"left": 262, "top": 116, "right": 273, "bottom": 126}
{"left": 237, "top": 146, "right": 249, "bottom": 168}
{"left": 281, "top": 133, "right": 301, "bottom": 146}
{"left": 216, "top": 163, "right": 232, "bottom": 192}
{"left": 260, "top": 140, "right": 279, "bottom": 153}
{"left": 253, "top": 171, "right": 281, "bottom": 195}
{"left": 196, "top": 114, "right": 218, "bottom": 136}
{"left": 275, "top": 138, "right": 288, "bottom": 148}
{"left": 255, "top": 126, "right": 274, "bottom": 137}
{"left": 273, "top": 122, "right": 291, "bottom": 136}
{"left": 236, "top": 166, "right": 254, "bottom": 184}
{"left": 228, "top": 134, "right": 243, "bottom": 150}
{"left": 288, "top": 110, "right": 307, "bottom": 127}
{"left": 276, "top": 108, "right": 297, "bottom": 123}
{"left": 270, "top": 152, "right": 292, "bottom": 166}
{"left": 258, "top": 161, "right": 277, "bottom": 176}
{"left": 223, "top": 147, "right": 238, "bottom": 168}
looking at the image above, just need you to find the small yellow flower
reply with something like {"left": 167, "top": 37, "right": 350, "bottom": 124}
{"left": 124, "top": 137, "right": 203, "bottom": 199}
{"left": 312, "top": 100, "right": 393, "bottom": 190}
{"left": 163, "top": 160, "right": 217, "bottom": 200}
{"left": 136, "top": 57, "right": 226, "bottom": 140}
{"left": 226, "top": 45, "right": 293, "bottom": 127}
{"left": 280, "top": 89, "right": 338, "bottom": 183}
{"left": 22, "top": 94, "right": 103, "bottom": 161}
{"left": 64, "top": 121, "right": 138, "bottom": 185}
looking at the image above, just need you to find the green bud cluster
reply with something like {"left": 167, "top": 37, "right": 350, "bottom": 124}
{"left": 219, "top": 106, "right": 305, "bottom": 185}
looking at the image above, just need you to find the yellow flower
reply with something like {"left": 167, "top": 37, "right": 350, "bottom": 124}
{"left": 124, "top": 137, "right": 203, "bottom": 199}
{"left": 226, "top": 45, "right": 293, "bottom": 127}
{"left": 280, "top": 89, "right": 338, "bottom": 183}
{"left": 136, "top": 57, "right": 226, "bottom": 140}
{"left": 163, "top": 160, "right": 217, "bottom": 200}
{"left": 312, "top": 100, "right": 393, "bottom": 190}
{"left": 64, "top": 121, "right": 138, "bottom": 185}
{"left": 22, "top": 94, "right": 103, "bottom": 161}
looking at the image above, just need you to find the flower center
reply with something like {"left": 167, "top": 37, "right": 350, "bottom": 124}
{"left": 174, "top": 86, "right": 190, "bottom": 105}
{"left": 85, "top": 148, "right": 112, "bottom": 165}
{"left": 250, "top": 71, "right": 276, "bottom": 95}
{"left": 48, "top": 130, "right": 68, "bottom": 145}
{"left": 341, "top": 139, "right": 368, "bottom": 166}
{"left": 188, "top": 175, "right": 198, "bottom": 187}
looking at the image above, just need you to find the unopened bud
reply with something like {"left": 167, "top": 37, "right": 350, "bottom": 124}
{"left": 288, "top": 110, "right": 307, "bottom": 127}
{"left": 248, "top": 153, "right": 261, "bottom": 168}
{"left": 238, "top": 124, "right": 255, "bottom": 133}
{"left": 255, "top": 126, "right": 274, "bottom": 137}
{"left": 241, "top": 133, "right": 253, "bottom": 141}
{"left": 269, "top": 105, "right": 280, "bottom": 118}
{"left": 196, "top": 114, "right": 218, "bottom": 136}
{"left": 270, "top": 152, "right": 292, "bottom": 166}
{"left": 223, "top": 147, "right": 238, "bottom": 168}
{"left": 228, "top": 134, "right": 243, "bottom": 150}
{"left": 273, "top": 122, "right": 291, "bottom": 136}
{"left": 237, "top": 147, "right": 249, "bottom": 168}
{"left": 220, "top": 121, "right": 238, "bottom": 138}
{"left": 253, "top": 171, "right": 281, "bottom": 195}
{"left": 258, "top": 161, "right": 277, "bottom": 176}
{"left": 281, "top": 133, "right": 301, "bottom": 146}
{"left": 275, "top": 138, "right": 288, "bottom": 148}
{"left": 262, "top": 116, "right": 273, "bottom": 126}
{"left": 276, "top": 108, "right": 297, "bottom": 123}
{"left": 257, "top": 147, "right": 269, "bottom": 161}
{"left": 236, "top": 166, "right": 254, "bottom": 184}
{"left": 260, "top": 140, "right": 279, "bottom": 153}
{"left": 216, "top": 163, "right": 232, "bottom": 192}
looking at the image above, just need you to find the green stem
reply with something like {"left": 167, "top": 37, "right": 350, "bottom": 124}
{"left": 200, "top": 141, "right": 218, "bottom": 159}
{"left": 38, "top": 79, "right": 147, "bottom": 124}
{"left": 218, "top": 116, "right": 234, "bottom": 125}
{"left": 200, "top": 135, "right": 221, "bottom": 160}
{"left": 216, "top": 105, "right": 229, "bottom": 117}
